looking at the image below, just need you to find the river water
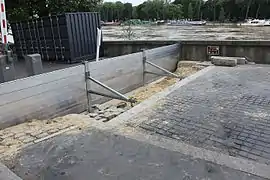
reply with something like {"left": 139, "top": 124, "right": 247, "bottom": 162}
{"left": 102, "top": 25, "right": 270, "bottom": 41}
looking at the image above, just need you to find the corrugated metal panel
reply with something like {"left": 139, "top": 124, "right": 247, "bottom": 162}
{"left": 11, "top": 12, "right": 101, "bottom": 63}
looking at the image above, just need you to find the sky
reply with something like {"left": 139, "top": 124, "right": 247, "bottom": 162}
{"left": 104, "top": 0, "right": 144, "bottom": 6}
{"left": 104, "top": 0, "right": 207, "bottom": 6}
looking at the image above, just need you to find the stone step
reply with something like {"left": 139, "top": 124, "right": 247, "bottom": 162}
{"left": 210, "top": 56, "right": 247, "bottom": 67}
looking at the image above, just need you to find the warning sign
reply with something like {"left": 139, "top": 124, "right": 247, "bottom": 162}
{"left": 207, "top": 46, "right": 220, "bottom": 55}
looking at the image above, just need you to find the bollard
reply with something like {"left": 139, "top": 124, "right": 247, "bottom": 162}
{"left": 0, "top": 55, "right": 15, "bottom": 83}
{"left": 24, "top": 54, "right": 43, "bottom": 76}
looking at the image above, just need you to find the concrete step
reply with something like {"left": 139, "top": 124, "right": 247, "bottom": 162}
{"left": 211, "top": 56, "right": 247, "bottom": 66}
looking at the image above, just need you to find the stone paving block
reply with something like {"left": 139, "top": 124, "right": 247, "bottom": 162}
{"left": 47, "top": 128, "right": 59, "bottom": 134}
{"left": 21, "top": 136, "right": 36, "bottom": 143}
{"left": 89, "top": 113, "right": 98, "bottom": 118}
{"left": 0, "top": 133, "right": 14, "bottom": 139}
{"left": 211, "top": 56, "right": 237, "bottom": 67}
{"left": 139, "top": 66, "right": 270, "bottom": 165}
{"left": 58, "top": 124, "right": 72, "bottom": 130}
{"left": 35, "top": 132, "right": 49, "bottom": 139}
{"left": 0, "top": 147, "right": 5, "bottom": 154}
{"left": 14, "top": 133, "right": 26, "bottom": 139}
{"left": 30, "top": 130, "right": 44, "bottom": 137}
{"left": 236, "top": 57, "right": 246, "bottom": 65}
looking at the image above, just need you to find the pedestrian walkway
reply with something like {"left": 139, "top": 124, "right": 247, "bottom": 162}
{"left": 140, "top": 65, "right": 270, "bottom": 164}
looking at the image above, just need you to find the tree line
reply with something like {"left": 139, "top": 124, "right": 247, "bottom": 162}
{"left": 6, "top": 0, "right": 270, "bottom": 22}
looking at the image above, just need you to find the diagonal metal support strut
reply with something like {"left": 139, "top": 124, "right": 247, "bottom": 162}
{"left": 142, "top": 50, "right": 181, "bottom": 85}
{"left": 83, "top": 61, "right": 136, "bottom": 112}
{"left": 88, "top": 76, "right": 136, "bottom": 104}
{"left": 145, "top": 60, "right": 180, "bottom": 79}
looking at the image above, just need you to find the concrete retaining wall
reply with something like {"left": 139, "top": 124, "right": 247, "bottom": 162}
{"left": 103, "top": 40, "right": 270, "bottom": 64}
{"left": 180, "top": 40, "right": 270, "bottom": 64}
{"left": 0, "top": 44, "right": 179, "bottom": 129}
{"left": 103, "top": 40, "right": 176, "bottom": 57}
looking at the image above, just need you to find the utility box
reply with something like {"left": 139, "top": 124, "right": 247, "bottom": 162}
{"left": 25, "top": 54, "right": 43, "bottom": 76}
{"left": 11, "top": 12, "right": 102, "bottom": 63}
{"left": 0, "top": 55, "right": 15, "bottom": 83}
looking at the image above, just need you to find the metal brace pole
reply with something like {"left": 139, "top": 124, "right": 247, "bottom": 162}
{"left": 142, "top": 50, "right": 146, "bottom": 86}
{"left": 89, "top": 76, "right": 134, "bottom": 103}
{"left": 146, "top": 60, "right": 180, "bottom": 78}
{"left": 84, "top": 61, "right": 92, "bottom": 112}
{"left": 88, "top": 90, "right": 133, "bottom": 102}
{"left": 144, "top": 71, "right": 180, "bottom": 78}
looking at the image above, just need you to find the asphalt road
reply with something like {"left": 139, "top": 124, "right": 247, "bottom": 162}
{"left": 9, "top": 128, "right": 265, "bottom": 180}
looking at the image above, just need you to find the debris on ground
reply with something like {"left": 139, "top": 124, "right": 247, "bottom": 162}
{"left": 130, "top": 62, "right": 207, "bottom": 102}
{"left": 0, "top": 114, "right": 91, "bottom": 161}
{"left": 90, "top": 104, "right": 127, "bottom": 122}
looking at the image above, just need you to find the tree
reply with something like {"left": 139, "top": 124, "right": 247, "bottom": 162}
{"left": 123, "top": 3, "right": 133, "bottom": 19}
{"left": 219, "top": 7, "right": 225, "bottom": 22}
{"left": 115, "top": 1, "right": 124, "bottom": 20}
{"left": 6, "top": 0, "right": 101, "bottom": 22}
{"left": 188, "top": 3, "right": 193, "bottom": 19}
{"left": 132, "top": 6, "right": 138, "bottom": 19}
{"left": 7, "top": 0, "right": 270, "bottom": 23}
{"left": 167, "top": 4, "right": 183, "bottom": 19}
{"left": 102, "top": 2, "right": 115, "bottom": 21}
{"left": 245, "top": 0, "right": 253, "bottom": 19}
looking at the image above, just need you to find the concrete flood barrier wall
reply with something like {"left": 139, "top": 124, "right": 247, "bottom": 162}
{"left": 0, "top": 44, "right": 179, "bottom": 129}
{"left": 103, "top": 40, "right": 270, "bottom": 64}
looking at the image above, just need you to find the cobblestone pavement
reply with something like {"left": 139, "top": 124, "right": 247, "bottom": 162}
{"left": 0, "top": 102, "right": 129, "bottom": 162}
{"left": 0, "top": 114, "right": 93, "bottom": 160}
{"left": 140, "top": 65, "right": 270, "bottom": 165}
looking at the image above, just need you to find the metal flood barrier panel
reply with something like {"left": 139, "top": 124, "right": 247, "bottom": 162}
{"left": 11, "top": 12, "right": 102, "bottom": 63}
{"left": 0, "top": 43, "right": 180, "bottom": 129}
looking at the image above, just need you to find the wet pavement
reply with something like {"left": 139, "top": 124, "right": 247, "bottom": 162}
{"left": 103, "top": 25, "right": 270, "bottom": 41}
{"left": 9, "top": 129, "right": 265, "bottom": 180}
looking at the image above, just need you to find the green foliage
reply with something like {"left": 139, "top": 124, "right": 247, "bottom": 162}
{"left": 6, "top": 0, "right": 101, "bottom": 22}
{"left": 6, "top": 0, "right": 270, "bottom": 22}
{"left": 122, "top": 21, "right": 135, "bottom": 40}
{"left": 219, "top": 7, "right": 225, "bottom": 22}
{"left": 166, "top": 4, "right": 183, "bottom": 19}
{"left": 98, "top": 0, "right": 183, "bottom": 21}
{"left": 123, "top": 3, "right": 133, "bottom": 19}
{"left": 173, "top": 0, "right": 270, "bottom": 21}
{"left": 134, "top": 0, "right": 183, "bottom": 20}
{"left": 187, "top": 3, "right": 193, "bottom": 19}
